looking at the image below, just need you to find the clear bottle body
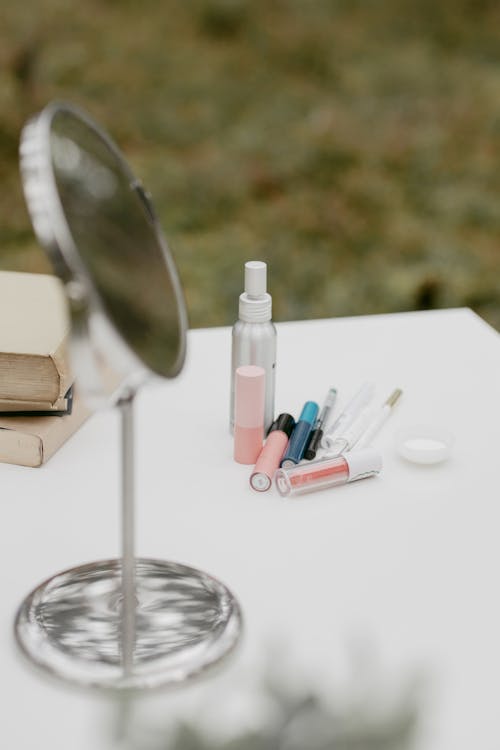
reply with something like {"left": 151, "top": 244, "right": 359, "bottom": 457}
{"left": 276, "top": 448, "right": 382, "bottom": 497}
{"left": 275, "top": 456, "right": 349, "bottom": 497}
{"left": 230, "top": 319, "right": 277, "bottom": 434}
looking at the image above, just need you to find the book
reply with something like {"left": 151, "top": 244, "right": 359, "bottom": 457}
{"left": 0, "top": 271, "right": 72, "bottom": 411}
{"left": 0, "top": 390, "right": 90, "bottom": 467}
{"left": 0, "top": 386, "right": 73, "bottom": 416}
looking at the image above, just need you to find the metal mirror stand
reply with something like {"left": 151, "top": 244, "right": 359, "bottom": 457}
{"left": 14, "top": 102, "right": 242, "bottom": 690}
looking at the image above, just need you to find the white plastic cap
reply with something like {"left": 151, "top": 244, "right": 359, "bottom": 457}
{"left": 245, "top": 261, "right": 267, "bottom": 297}
{"left": 395, "top": 425, "right": 453, "bottom": 464}
{"left": 344, "top": 448, "right": 382, "bottom": 481}
{"left": 239, "top": 260, "right": 272, "bottom": 322}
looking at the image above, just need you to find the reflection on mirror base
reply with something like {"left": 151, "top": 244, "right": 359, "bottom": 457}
{"left": 14, "top": 558, "right": 242, "bottom": 690}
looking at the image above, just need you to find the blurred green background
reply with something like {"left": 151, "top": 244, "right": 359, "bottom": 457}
{"left": 2, "top": 0, "right": 500, "bottom": 328}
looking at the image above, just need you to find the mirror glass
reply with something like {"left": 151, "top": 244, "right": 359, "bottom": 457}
{"left": 47, "top": 106, "right": 186, "bottom": 378}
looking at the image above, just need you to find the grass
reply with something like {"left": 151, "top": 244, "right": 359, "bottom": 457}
{"left": 2, "top": 0, "right": 500, "bottom": 328}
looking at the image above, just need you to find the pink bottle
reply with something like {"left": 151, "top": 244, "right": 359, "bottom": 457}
{"left": 234, "top": 365, "right": 265, "bottom": 464}
{"left": 250, "top": 413, "right": 295, "bottom": 491}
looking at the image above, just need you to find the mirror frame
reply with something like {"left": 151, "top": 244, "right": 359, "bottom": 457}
{"left": 19, "top": 101, "right": 188, "bottom": 399}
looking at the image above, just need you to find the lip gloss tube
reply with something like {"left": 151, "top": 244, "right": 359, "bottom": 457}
{"left": 324, "top": 406, "right": 375, "bottom": 457}
{"left": 304, "top": 387, "right": 337, "bottom": 460}
{"left": 322, "top": 382, "right": 374, "bottom": 450}
{"left": 275, "top": 448, "right": 382, "bottom": 497}
{"left": 234, "top": 365, "right": 265, "bottom": 464}
{"left": 280, "top": 401, "right": 319, "bottom": 468}
{"left": 250, "top": 413, "right": 295, "bottom": 492}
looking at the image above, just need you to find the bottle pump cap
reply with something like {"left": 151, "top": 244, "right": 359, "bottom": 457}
{"left": 245, "top": 261, "right": 266, "bottom": 297}
{"left": 239, "top": 261, "right": 272, "bottom": 323}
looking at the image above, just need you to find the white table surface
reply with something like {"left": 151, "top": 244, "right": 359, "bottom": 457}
{"left": 2, "top": 308, "right": 500, "bottom": 750}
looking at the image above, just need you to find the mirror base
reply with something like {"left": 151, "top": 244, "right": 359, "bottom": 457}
{"left": 15, "top": 558, "right": 242, "bottom": 690}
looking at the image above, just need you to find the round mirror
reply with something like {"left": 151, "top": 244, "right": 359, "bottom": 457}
{"left": 20, "top": 101, "right": 187, "bottom": 391}
{"left": 16, "top": 103, "right": 241, "bottom": 690}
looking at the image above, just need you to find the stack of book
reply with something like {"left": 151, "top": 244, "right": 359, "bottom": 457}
{"left": 0, "top": 271, "right": 90, "bottom": 467}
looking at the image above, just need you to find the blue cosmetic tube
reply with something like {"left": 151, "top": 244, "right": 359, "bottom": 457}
{"left": 280, "top": 401, "right": 319, "bottom": 468}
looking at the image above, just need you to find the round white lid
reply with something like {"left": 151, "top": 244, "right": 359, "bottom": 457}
{"left": 395, "top": 424, "right": 454, "bottom": 465}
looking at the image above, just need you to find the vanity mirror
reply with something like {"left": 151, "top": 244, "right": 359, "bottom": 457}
{"left": 15, "top": 102, "right": 241, "bottom": 689}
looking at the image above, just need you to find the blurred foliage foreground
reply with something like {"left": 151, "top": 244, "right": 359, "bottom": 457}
{"left": 108, "top": 651, "right": 421, "bottom": 750}
{"left": 2, "top": 0, "right": 500, "bottom": 328}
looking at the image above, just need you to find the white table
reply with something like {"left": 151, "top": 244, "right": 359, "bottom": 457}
{"left": 2, "top": 308, "right": 500, "bottom": 750}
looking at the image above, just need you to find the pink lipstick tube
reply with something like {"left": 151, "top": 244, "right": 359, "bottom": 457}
{"left": 250, "top": 413, "right": 295, "bottom": 491}
{"left": 234, "top": 365, "right": 265, "bottom": 464}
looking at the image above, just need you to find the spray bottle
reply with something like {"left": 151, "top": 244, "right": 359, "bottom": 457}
{"left": 230, "top": 261, "right": 277, "bottom": 434}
